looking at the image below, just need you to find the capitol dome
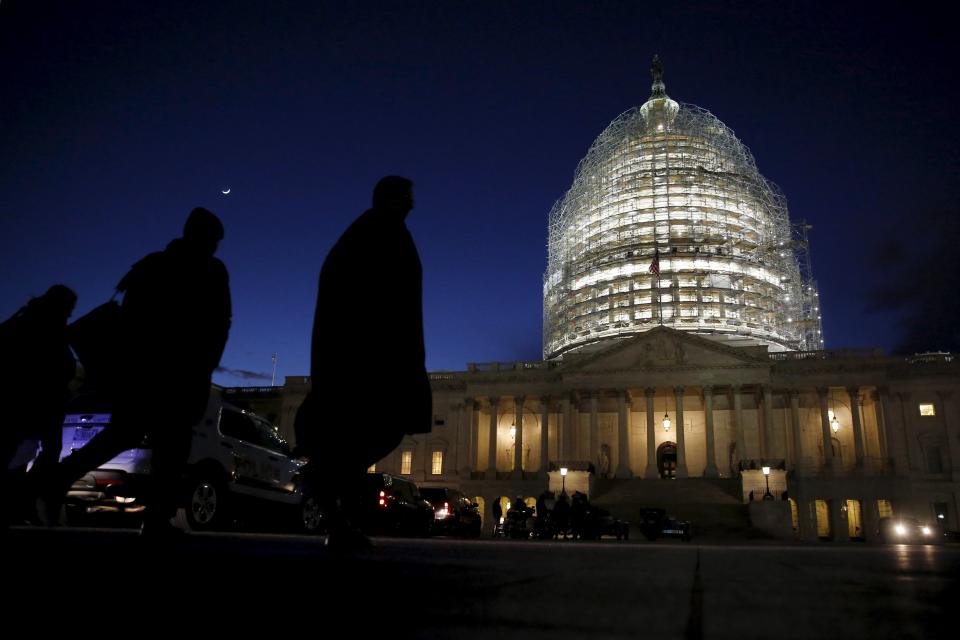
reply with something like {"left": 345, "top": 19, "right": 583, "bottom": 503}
{"left": 543, "top": 56, "right": 823, "bottom": 359}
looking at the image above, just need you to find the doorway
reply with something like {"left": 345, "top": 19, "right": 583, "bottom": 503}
{"left": 657, "top": 442, "right": 677, "bottom": 479}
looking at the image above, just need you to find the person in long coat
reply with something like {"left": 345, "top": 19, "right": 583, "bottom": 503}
{"left": 295, "top": 176, "right": 431, "bottom": 547}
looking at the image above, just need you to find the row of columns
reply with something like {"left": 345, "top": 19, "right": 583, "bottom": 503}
{"left": 457, "top": 385, "right": 895, "bottom": 477}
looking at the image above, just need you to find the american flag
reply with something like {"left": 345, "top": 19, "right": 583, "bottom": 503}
{"left": 649, "top": 248, "right": 661, "bottom": 277}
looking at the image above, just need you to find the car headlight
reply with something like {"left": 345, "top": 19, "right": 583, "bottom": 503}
{"left": 895, "top": 524, "right": 906, "bottom": 536}
{"left": 922, "top": 527, "right": 931, "bottom": 535}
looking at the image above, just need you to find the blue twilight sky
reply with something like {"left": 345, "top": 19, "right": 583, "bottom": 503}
{"left": 2, "top": 1, "right": 958, "bottom": 387}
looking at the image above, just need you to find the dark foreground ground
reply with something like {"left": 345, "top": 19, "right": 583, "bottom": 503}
{"left": 3, "top": 526, "right": 958, "bottom": 639}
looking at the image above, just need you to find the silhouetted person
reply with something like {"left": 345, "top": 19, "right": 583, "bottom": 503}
{"left": 492, "top": 498, "right": 503, "bottom": 536}
{"left": 1, "top": 286, "right": 77, "bottom": 526}
{"left": 553, "top": 492, "right": 570, "bottom": 539}
{"left": 571, "top": 491, "right": 588, "bottom": 540}
{"left": 295, "top": 176, "right": 431, "bottom": 548}
{"left": 40, "top": 209, "right": 231, "bottom": 537}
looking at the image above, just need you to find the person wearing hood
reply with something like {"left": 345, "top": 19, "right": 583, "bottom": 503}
{"left": 40, "top": 208, "right": 231, "bottom": 537}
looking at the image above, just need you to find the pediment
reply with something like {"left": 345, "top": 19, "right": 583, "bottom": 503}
{"left": 563, "top": 327, "right": 767, "bottom": 373}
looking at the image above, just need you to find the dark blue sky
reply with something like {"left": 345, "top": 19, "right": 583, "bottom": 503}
{"left": 3, "top": 1, "right": 958, "bottom": 386}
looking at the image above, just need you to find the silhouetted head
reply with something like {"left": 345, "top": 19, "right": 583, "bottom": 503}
{"left": 372, "top": 176, "right": 414, "bottom": 218}
{"left": 34, "top": 284, "right": 77, "bottom": 321}
{"left": 183, "top": 207, "right": 224, "bottom": 256}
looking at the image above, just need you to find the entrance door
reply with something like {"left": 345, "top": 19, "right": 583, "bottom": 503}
{"left": 657, "top": 442, "right": 677, "bottom": 479}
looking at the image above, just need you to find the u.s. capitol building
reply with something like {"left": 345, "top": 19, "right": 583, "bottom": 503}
{"left": 274, "top": 59, "right": 958, "bottom": 542}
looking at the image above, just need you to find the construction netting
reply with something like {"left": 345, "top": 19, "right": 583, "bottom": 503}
{"left": 543, "top": 64, "right": 823, "bottom": 358}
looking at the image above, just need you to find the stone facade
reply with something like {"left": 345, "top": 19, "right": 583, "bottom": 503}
{"left": 273, "top": 327, "right": 959, "bottom": 541}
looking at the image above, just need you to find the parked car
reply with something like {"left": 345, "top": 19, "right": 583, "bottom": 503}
{"left": 580, "top": 506, "right": 630, "bottom": 541}
{"left": 419, "top": 487, "right": 482, "bottom": 537}
{"left": 350, "top": 473, "right": 433, "bottom": 537}
{"left": 60, "top": 392, "right": 322, "bottom": 533}
{"left": 638, "top": 507, "right": 692, "bottom": 541}
{"left": 878, "top": 517, "right": 938, "bottom": 544}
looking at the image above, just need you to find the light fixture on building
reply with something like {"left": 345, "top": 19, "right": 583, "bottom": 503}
{"left": 830, "top": 413, "right": 840, "bottom": 433}
{"left": 509, "top": 424, "right": 516, "bottom": 439}
{"left": 662, "top": 411, "right": 671, "bottom": 432}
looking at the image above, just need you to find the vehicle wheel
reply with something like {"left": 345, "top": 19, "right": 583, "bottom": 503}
{"left": 299, "top": 496, "right": 327, "bottom": 534}
{"left": 185, "top": 476, "right": 227, "bottom": 530}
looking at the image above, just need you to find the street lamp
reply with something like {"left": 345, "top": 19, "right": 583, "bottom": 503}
{"left": 560, "top": 466, "right": 568, "bottom": 494}
{"left": 762, "top": 465, "right": 774, "bottom": 500}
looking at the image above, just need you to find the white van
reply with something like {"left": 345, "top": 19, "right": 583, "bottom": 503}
{"left": 61, "top": 391, "right": 324, "bottom": 533}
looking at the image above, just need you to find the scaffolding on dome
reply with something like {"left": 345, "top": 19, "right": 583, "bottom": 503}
{"left": 543, "top": 56, "right": 823, "bottom": 359}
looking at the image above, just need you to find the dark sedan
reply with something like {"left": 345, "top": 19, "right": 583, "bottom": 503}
{"left": 420, "top": 487, "right": 482, "bottom": 537}
{"left": 353, "top": 473, "right": 434, "bottom": 537}
{"left": 638, "top": 507, "right": 692, "bottom": 541}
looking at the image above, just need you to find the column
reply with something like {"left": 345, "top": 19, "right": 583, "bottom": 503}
{"left": 761, "top": 385, "right": 774, "bottom": 460}
{"left": 733, "top": 385, "right": 746, "bottom": 469}
{"left": 616, "top": 390, "right": 632, "bottom": 479}
{"left": 589, "top": 391, "right": 599, "bottom": 469}
{"left": 936, "top": 391, "right": 956, "bottom": 481}
{"left": 457, "top": 400, "right": 469, "bottom": 475}
{"left": 645, "top": 387, "right": 658, "bottom": 479}
{"left": 870, "top": 390, "right": 889, "bottom": 461}
{"left": 560, "top": 394, "right": 571, "bottom": 461}
{"left": 513, "top": 396, "right": 524, "bottom": 478}
{"left": 832, "top": 498, "right": 848, "bottom": 541}
{"left": 540, "top": 397, "right": 550, "bottom": 476}
{"left": 863, "top": 498, "right": 881, "bottom": 543}
{"left": 469, "top": 398, "right": 480, "bottom": 472}
{"left": 817, "top": 388, "right": 834, "bottom": 472}
{"left": 878, "top": 387, "right": 907, "bottom": 472}
{"left": 703, "top": 386, "right": 719, "bottom": 477}
{"left": 897, "top": 392, "right": 917, "bottom": 472}
{"left": 790, "top": 390, "right": 803, "bottom": 473}
{"left": 847, "top": 386, "right": 865, "bottom": 469}
{"left": 796, "top": 498, "right": 816, "bottom": 542}
{"left": 674, "top": 386, "right": 688, "bottom": 478}
{"left": 487, "top": 396, "right": 499, "bottom": 476}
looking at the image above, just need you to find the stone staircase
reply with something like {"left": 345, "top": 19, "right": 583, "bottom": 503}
{"left": 589, "top": 477, "right": 763, "bottom": 540}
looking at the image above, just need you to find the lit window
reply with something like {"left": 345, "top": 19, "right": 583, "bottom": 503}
{"left": 919, "top": 404, "right": 936, "bottom": 417}
{"left": 877, "top": 499, "right": 893, "bottom": 519}
{"left": 366, "top": 464, "right": 376, "bottom": 473}
{"left": 431, "top": 451, "right": 443, "bottom": 475}
{"left": 401, "top": 451, "right": 412, "bottom": 475}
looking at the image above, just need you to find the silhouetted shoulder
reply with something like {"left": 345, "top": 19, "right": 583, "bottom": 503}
{"left": 116, "top": 251, "right": 165, "bottom": 292}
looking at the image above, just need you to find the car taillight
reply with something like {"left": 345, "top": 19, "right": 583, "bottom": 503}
{"left": 95, "top": 478, "right": 123, "bottom": 486}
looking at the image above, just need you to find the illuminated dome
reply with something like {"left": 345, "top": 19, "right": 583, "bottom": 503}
{"left": 544, "top": 56, "right": 823, "bottom": 359}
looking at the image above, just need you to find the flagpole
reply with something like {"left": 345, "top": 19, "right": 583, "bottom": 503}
{"left": 657, "top": 269, "right": 663, "bottom": 326}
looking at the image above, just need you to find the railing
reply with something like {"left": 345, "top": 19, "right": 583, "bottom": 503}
{"left": 769, "top": 348, "right": 884, "bottom": 362}
{"left": 223, "top": 385, "right": 283, "bottom": 394}
{"left": 467, "top": 360, "right": 559, "bottom": 372}
{"left": 907, "top": 352, "right": 954, "bottom": 364}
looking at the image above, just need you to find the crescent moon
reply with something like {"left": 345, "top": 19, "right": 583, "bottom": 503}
{"left": 221, "top": 188, "right": 231, "bottom": 195}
